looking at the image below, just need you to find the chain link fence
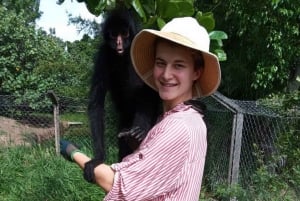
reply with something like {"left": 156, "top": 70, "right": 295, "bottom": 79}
{"left": 201, "top": 92, "right": 299, "bottom": 191}
{"left": 56, "top": 93, "right": 120, "bottom": 163}
{"left": 0, "top": 92, "right": 299, "bottom": 191}
{"left": 0, "top": 94, "right": 54, "bottom": 146}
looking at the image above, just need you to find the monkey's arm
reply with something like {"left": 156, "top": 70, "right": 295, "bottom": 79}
{"left": 184, "top": 99, "right": 206, "bottom": 114}
{"left": 88, "top": 81, "right": 107, "bottom": 161}
{"left": 119, "top": 98, "right": 206, "bottom": 145}
{"left": 119, "top": 85, "right": 161, "bottom": 145}
{"left": 85, "top": 83, "right": 107, "bottom": 183}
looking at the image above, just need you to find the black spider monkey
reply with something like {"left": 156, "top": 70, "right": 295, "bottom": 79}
{"left": 83, "top": 7, "right": 161, "bottom": 183}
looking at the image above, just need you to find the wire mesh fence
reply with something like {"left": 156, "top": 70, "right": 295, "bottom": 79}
{"left": 0, "top": 92, "right": 299, "bottom": 192}
{"left": 0, "top": 94, "right": 54, "bottom": 146}
{"left": 201, "top": 92, "right": 299, "bottom": 191}
{"left": 201, "top": 94, "right": 234, "bottom": 190}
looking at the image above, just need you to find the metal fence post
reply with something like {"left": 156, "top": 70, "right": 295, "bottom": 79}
{"left": 228, "top": 112, "right": 244, "bottom": 185}
{"left": 47, "top": 91, "right": 60, "bottom": 155}
{"left": 211, "top": 92, "right": 245, "bottom": 201}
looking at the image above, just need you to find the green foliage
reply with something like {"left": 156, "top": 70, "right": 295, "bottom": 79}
{"left": 243, "top": 124, "right": 300, "bottom": 200}
{"left": 210, "top": 159, "right": 299, "bottom": 200}
{"left": 259, "top": 91, "right": 300, "bottom": 117}
{"left": 0, "top": 7, "right": 35, "bottom": 71}
{"left": 207, "top": 115, "right": 300, "bottom": 201}
{"left": 0, "top": 6, "right": 54, "bottom": 102}
{"left": 0, "top": 7, "right": 61, "bottom": 108}
{"left": 59, "top": 0, "right": 228, "bottom": 62}
{"left": 246, "top": 164, "right": 294, "bottom": 201}
{"left": 0, "top": 3, "right": 98, "bottom": 109}
{"left": 213, "top": 184, "right": 247, "bottom": 201}
{"left": 278, "top": 129, "right": 300, "bottom": 192}
{"left": 214, "top": 0, "right": 299, "bottom": 98}
{"left": 0, "top": 0, "right": 41, "bottom": 23}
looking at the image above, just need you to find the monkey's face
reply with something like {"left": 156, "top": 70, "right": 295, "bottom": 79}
{"left": 108, "top": 28, "right": 130, "bottom": 55}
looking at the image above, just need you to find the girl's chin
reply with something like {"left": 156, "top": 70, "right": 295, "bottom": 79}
{"left": 159, "top": 93, "right": 175, "bottom": 101}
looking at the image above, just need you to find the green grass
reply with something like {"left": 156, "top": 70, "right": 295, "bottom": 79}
{"left": 60, "top": 112, "right": 89, "bottom": 125}
{"left": 1, "top": 140, "right": 299, "bottom": 201}
{"left": 0, "top": 141, "right": 211, "bottom": 201}
{"left": 0, "top": 142, "right": 105, "bottom": 201}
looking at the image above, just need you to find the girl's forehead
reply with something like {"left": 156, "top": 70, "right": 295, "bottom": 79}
{"left": 155, "top": 41, "right": 194, "bottom": 62}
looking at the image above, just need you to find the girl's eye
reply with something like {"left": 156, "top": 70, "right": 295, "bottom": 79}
{"left": 155, "top": 61, "right": 165, "bottom": 68}
{"left": 174, "top": 64, "right": 185, "bottom": 69}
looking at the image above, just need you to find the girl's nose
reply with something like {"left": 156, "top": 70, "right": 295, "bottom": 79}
{"left": 161, "top": 66, "right": 172, "bottom": 79}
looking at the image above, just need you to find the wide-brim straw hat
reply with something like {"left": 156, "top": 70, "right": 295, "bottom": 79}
{"left": 130, "top": 17, "right": 221, "bottom": 98}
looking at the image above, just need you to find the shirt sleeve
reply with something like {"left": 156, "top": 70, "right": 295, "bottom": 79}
{"left": 104, "top": 117, "right": 190, "bottom": 201}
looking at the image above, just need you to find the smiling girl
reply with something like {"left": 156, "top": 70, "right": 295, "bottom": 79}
{"left": 60, "top": 17, "right": 221, "bottom": 201}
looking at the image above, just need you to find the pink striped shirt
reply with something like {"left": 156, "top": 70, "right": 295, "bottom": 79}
{"left": 104, "top": 103, "right": 207, "bottom": 201}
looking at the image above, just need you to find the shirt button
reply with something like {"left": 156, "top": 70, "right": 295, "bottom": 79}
{"left": 139, "top": 153, "right": 143, "bottom": 159}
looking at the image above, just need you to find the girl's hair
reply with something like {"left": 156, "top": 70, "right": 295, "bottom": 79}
{"left": 154, "top": 38, "right": 205, "bottom": 70}
{"left": 191, "top": 50, "right": 204, "bottom": 70}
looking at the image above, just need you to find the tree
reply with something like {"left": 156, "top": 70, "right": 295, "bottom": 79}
{"left": 0, "top": 0, "right": 41, "bottom": 23}
{"left": 30, "top": 30, "right": 98, "bottom": 99}
{"left": 0, "top": 3, "right": 96, "bottom": 110}
{"left": 0, "top": 6, "right": 42, "bottom": 94}
{"left": 0, "top": 6, "right": 56, "bottom": 106}
{"left": 58, "top": 0, "right": 228, "bottom": 62}
{"left": 212, "top": 0, "right": 299, "bottom": 99}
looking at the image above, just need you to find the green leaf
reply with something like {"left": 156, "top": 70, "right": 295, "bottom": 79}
{"left": 209, "top": 31, "right": 228, "bottom": 40}
{"left": 213, "top": 49, "right": 227, "bottom": 62}
{"left": 195, "top": 12, "right": 215, "bottom": 32}
{"left": 85, "top": 0, "right": 106, "bottom": 15}
{"left": 132, "top": 0, "right": 147, "bottom": 22}
{"left": 157, "top": 17, "right": 166, "bottom": 29}
{"left": 157, "top": 0, "right": 194, "bottom": 20}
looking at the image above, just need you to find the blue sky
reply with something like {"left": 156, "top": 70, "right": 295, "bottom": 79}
{"left": 36, "top": 1, "right": 100, "bottom": 42}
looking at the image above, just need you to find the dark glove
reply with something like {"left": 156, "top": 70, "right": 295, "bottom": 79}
{"left": 118, "top": 126, "right": 147, "bottom": 143}
{"left": 83, "top": 159, "right": 103, "bottom": 183}
{"left": 184, "top": 99, "right": 206, "bottom": 114}
{"left": 60, "top": 139, "right": 81, "bottom": 162}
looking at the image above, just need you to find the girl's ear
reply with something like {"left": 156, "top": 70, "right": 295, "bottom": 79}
{"left": 193, "top": 68, "right": 202, "bottom": 81}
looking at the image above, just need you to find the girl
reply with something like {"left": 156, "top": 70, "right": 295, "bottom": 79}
{"left": 60, "top": 17, "right": 221, "bottom": 200}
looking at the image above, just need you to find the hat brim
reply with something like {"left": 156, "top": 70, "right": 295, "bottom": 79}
{"left": 131, "top": 29, "right": 221, "bottom": 97}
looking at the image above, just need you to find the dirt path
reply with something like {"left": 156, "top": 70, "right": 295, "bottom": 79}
{"left": 0, "top": 116, "right": 54, "bottom": 146}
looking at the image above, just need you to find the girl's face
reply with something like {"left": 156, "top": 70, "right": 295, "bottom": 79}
{"left": 153, "top": 40, "right": 201, "bottom": 111}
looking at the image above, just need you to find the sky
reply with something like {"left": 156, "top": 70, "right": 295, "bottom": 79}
{"left": 36, "top": 1, "right": 100, "bottom": 42}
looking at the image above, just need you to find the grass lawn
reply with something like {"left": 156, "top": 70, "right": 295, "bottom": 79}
{"left": 0, "top": 141, "right": 106, "bottom": 201}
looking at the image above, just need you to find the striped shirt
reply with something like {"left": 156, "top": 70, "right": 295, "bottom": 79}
{"left": 104, "top": 103, "right": 207, "bottom": 201}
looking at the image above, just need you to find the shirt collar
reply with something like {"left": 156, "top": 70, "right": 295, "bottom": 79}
{"left": 162, "top": 102, "right": 192, "bottom": 118}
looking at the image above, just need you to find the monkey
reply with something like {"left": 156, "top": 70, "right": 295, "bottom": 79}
{"left": 83, "top": 7, "right": 161, "bottom": 183}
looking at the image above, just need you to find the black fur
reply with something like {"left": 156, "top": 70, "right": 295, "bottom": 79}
{"left": 88, "top": 8, "right": 161, "bottom": 163}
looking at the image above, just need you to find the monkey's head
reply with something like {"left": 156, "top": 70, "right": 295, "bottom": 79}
{"left": 102, "top": 9, "right": 137, "bottom": 56}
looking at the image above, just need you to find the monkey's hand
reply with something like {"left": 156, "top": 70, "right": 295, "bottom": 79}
{"left": 118, "top": 126, "right": 146, "bottom": 143}
{"left": 184, "top": 99, "right": 206, "bottom": 114}
{"left": 83, "top": 158, "right": 104, "bottom": 184}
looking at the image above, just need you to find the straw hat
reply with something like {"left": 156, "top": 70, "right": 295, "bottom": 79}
{"left": 130, "top": 17, "right": 221, "bottom": 98}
